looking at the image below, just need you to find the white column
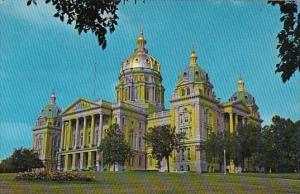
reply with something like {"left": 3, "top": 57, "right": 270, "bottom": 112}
{"left": 90, "top": 115, "right": 95, "bottom": 147}
{"left": 82, "top": 116, "right": 87, "bottom": 148}
{"left": 235, "top": 114, "right": 238, "bottom": 130}
{"left": 79, "top": 152, "right": 84, "bottom": 170}
{"left": 242, "top": 116, "right": 245, "bottom": 126}
{"left": 96, "top": 152, "right": 100, "bottom": 171}
{"left": 97, "top": 114, "right": 103, "bottom": 147}
{"left": 64, "top": 121, "right": 69, "bottom": 150}
{"left": 74, "top": 119, "right": 79, "bottom": 149}
{"left": 59, "top": 121, "right": 65, "bottom": 152}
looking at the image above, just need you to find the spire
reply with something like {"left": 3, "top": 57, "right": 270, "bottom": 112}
{"left": 189, "top": 47, "right": 198, "bottom": 67}
{"left": 50, "top": 89, "right": 56, "bottom": 105}
{"left": 237, "top": 74, "right": 245, "bottom": 92}
{"left": 136, "top": 27, "right": 146, "bottom": 51}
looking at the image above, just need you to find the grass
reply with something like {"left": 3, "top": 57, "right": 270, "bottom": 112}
{"left": 0, "top": 172, "right": 299, "bottom": 194}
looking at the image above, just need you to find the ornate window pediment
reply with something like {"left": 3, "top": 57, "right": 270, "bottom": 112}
{"left": 179, "top": 107, "right": 191, "bottom": 126}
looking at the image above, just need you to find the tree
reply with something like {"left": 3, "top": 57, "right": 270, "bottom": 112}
{"left": 232, "top": 124, "right": 261, "bottom": 171}
{"left": 26, "top": 0, "right": 144, "bottom": 49}
{"left": 256, "top": 125, "right": 277, "bottom": 172}
{"left": 203, "top": 131, "right": 225, "bottom": 172}
{"left": 0, "top": 148, "right": 43, "bottom": 173}
{"left": 144, "top": 125, "right": 183, "bottom": 172}
{"left": 269, "top": 0, "right": 300, "bottom": 82}
{"left": 99, "top": 123, "right": 131, "bottom": 171}
{"left": 294, "top": 120, "right": 300, "bottom": 173}
{"left": 257, "top": 115, "right": 299, "bottom": 173}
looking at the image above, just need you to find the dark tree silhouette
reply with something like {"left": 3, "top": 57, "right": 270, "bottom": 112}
{"left": 0, "top": 148, "right": 43, "bottom": 173}
{"left": 269, "top": 0, "right": 300, "bottom": 82}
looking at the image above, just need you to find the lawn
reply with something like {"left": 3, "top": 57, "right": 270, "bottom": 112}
{"left": 0, "top": 172, "right": 299, "bottom": 194}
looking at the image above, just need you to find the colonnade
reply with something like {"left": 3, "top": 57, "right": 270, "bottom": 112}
{"left": 58, "top": 113, "right": 104, "bottom": 171}
{"left": 228, "top": 112, "right": 246, "bottom": 133}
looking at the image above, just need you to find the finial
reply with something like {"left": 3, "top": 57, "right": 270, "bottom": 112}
{"left": 237, "top": 74, "right": 245, "bottom": 92}
{"left": 140, "top": 26, "right": 144, "bottom": 36}
{"left": 137, "top": 27, "right": 146, "bottom": 51}
{"left": 189, "top": 47, "right": 197, "bottom": 67}
{"left": 50, "top": 89, "right": 56, "bottom": 105}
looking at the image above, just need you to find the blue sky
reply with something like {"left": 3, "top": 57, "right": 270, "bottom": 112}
{"left": 1, "top": 1, "right": 299, "bottom": 160}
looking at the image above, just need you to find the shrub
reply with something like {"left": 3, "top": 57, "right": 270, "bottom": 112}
{"left": 15, "top": 171, "right": 94, "bottom": 181}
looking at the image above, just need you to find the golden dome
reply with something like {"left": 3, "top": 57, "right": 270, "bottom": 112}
{"left": 120, "top": 30, "right": 161, "bottom": 72}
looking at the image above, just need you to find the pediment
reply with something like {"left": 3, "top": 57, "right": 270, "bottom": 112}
{"left": 232, "top": 100, "right": 251, "bottom": 113}
{"left": 177, "top": 79, "right": 188, "bottom": 86}
{"left": 62, "top": 98, "right": 100, "bottom": 115}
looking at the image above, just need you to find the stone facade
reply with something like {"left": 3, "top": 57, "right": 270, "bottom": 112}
{"left": 32, "top": 30, "right": 262, "bottom": 172}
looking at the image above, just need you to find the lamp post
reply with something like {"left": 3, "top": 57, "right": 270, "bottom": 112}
{"left": 224, "top": 149, "right": 226, "bottom": 174}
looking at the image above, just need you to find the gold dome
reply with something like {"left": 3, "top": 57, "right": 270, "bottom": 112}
{"left": 121, "top": 30, "right": 161, "bottom": 72}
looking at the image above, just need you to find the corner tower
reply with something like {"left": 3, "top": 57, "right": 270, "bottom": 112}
{"left": 115, "top": 30, "right": 165, "bottom": 113}
{"left": 32, "top": 91, "right": 62, "bottom": 171}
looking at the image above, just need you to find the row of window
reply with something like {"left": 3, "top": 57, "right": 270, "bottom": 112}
{"left": 121, "top": 86, "right": 161, "bottom": 102}
{"left": 123, "top": 75, "right": 158, "bottom": 84}
{"left": 181, "top": 87, "right": 191, "bottom": 96}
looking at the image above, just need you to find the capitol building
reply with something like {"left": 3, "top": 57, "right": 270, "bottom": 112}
{"left": 32, "top": 30, "right": 262, "bottom": 172}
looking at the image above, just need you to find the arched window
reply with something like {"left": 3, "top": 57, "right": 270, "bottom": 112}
{"left": 181, "top": 88, "right": 185, "bottom": 96}
{"left": 187, "top": 148, "right": 191, "bottom": 160}
{"left": 186, "top": 87, "right": 190, "bottom": 95}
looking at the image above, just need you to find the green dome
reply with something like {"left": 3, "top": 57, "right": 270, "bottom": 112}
{"left": 39, "top": 92, "right": 61, "bottom": 119}
{"left": 177, "top": 49, "right": 209, "bottom": 84}
{"left": 229, "top": 90, "right": 256, "bottom": 105}
{"left": 40, "top": 104, "right": 61, "bottom": 118}
{"left": 177, "top": 65, "right": 209, "bottom": 84}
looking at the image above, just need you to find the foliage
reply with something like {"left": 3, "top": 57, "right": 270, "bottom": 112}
{"left": 232, "top": 124, "right": 261, "bottom": 170}
{"left": 203, "top": 131, "right": 226, "bottom": 172}
{"left": 26, "top": 0, "right": 144, "bottom": 49}
{"left": 257, "top": 116, "right": 299, "bottom": 172}
{"left": 15, "top": 171, "right": 94, "bottom": 181}
{"left": 99, "top": 123, "right": 131, "bottom": 171}
{"left": 0, "top": 148, "right": 43, "bottom": 173}
{"left": 143, "top": 125, "right": 184, "bottom": 172}
{"left": 203, "top": 116, "right": 299, "bottom": 173}
{"left": 269, "top": 0, "right": 300, "bottom": 82}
